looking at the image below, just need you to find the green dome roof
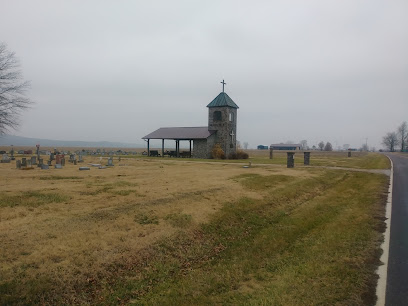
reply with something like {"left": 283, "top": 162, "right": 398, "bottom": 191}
{"left": 206, "top": 92, "right": 239, "bottom": 109}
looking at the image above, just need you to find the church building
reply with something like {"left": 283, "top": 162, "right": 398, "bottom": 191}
{"left": 142, "top": 81, "right": 239, "bottom": 159}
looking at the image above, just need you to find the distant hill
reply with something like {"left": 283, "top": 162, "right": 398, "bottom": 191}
{"left": 0, "top": 135, "right": 144, "bottom": 148}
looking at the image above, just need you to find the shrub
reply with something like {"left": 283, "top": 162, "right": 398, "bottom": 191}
{"left": 237, "top": 150, "right": 249, "bottom": 159}
{"left": 228, "top": 150, "right": 249, "bottom": 160}
{"left": 211, "top": 144, "right": 225, "bottom": 159}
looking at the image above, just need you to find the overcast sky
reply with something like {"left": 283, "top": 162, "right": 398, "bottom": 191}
{"left": 1, "top": 0, "right": 407, "bottom": 149}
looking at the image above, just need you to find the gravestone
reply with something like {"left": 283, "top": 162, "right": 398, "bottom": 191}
{"left": 107, "top": 157, "right": 114, "bottom": 167}
{"left": 1, "top": 154, "right": 11, "bottom": 163}
{"left": 287, "top": 152, "right": 295, "bottom": 168}
{"left": 47, "top": 160, "right": 52, "bottom": 166}
{"left": 10, "top": 147, "right": 15, "bottom": 160}
{"left": 41, "top": 164, "right": 49, "bottom": 170}
{"left": 50, "top": 153, "right": 55, "bottom": 161}
{"left": 269, "top": 146, "right": 273, "bottom": 159}
{"left": 37, "top": 158, "right": 43, "bottom": 167}
{"left": 31, "top": 156, "right": 37, "bottom": 165}
{"left": 78, "top": 155, "right": 83, "bottom": 163}
{"left": 55, "top": 164, "right": 62, "bottom": 169}
{"left": 348, "top": 151, "right": 351, "bottom": 157}
{"left": 21, "top": 158, "right": 27, "bottom": 167}
{"left": 16, "top": 160, "right": 21, "bottom": 169}
{"left": 36, "top": 144, "right": 40, "bottom": 160}
{"left": 304, "top": 152, "right": 310, "bottom": 165}
{"left": 74, "top": 160, "right": 77, "bottom": 165}
{"left": 61, "top": 158, "right": 65, "bottom": 166}
{"left": 55, "top": 154, "right": 63, "bottom": 165}
{"left": 79, "top": 167, "right": 90, "bottom": 170}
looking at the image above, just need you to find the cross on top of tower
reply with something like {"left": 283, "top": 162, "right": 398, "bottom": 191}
{"left": 221, "top": 79, "right": 226, "bottom": 92}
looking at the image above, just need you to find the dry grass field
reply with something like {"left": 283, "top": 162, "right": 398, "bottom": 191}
{"left": 0, "top": 151, "right": 390, "bottom": 305}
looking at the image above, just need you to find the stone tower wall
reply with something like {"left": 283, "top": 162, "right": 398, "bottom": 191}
{"left": 208, "top": 107, "right": 237, "bottom": 157}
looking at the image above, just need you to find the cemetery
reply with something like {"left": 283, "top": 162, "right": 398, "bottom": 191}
{"left": 0, "top": 146, "right": 391, "bottom": 304}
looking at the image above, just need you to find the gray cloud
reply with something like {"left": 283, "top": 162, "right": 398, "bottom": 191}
{"left": 1, "top": 0, "right": 407, "bottom": 149}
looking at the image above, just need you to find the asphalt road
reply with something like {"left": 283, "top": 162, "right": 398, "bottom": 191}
{"left": 385, "top": 153, "right": 408, "bottom": 305}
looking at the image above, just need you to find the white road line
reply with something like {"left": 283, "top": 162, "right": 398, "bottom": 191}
{"left": 376, "top": 156, "right": 393, "bottom": 306}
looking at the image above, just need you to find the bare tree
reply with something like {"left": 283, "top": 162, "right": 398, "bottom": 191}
{"left": 0, "top": 42, "right": 32, "bottom": 134}
{"left": 243, "top": 142, "right": 249, "bottom": 150}
{"left": 382, "top": 132, "right": 399, "bottom": 152}
{"left": 318, "top": 141, "right": 325, "bottom": 151}
{"left": 300, "top": 139, "right": 308, "bottom": 150}
{"left": 397, "top": 121, "right": 408, "bottom": 152}
{"left": 324, "top": 142, "right": 333, "bottom": 151}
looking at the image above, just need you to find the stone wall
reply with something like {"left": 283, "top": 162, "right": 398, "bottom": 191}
{"left": 193, "top": 139, "right": 208, "bottom": 159}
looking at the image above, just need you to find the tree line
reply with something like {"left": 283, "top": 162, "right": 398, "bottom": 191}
{"left": 382, "top": 121, "right": 407, "bottom": 152}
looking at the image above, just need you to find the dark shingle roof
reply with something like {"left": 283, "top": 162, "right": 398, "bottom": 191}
{"left": 206, "top": 92, "right": 239, "bottom": 109}
{"left": 142, "top": 127, "right": 216, "bottom": 140}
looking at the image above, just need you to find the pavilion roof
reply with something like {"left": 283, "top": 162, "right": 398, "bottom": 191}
{"left": 142, "top": 127, "right": 216, "bottom": 140}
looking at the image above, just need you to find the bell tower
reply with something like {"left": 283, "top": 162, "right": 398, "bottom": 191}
{"left": 207, "top": 80, "right": 239, "bottom": 157}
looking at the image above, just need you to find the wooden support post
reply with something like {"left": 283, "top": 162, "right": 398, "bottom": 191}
{"left": 189, "top": 140, "right": 192, "bottom": 158}
{"left": 176, "top": 140, "right": 180, "bottom": 157}
{"left": 147, "top": 139, "right": 150, "bottom": 156}
{"left": 269, "top": 146, "right": 273, "bottom": 159}
{"left": 162, "top": 139, "right": 164, "bottom": 158}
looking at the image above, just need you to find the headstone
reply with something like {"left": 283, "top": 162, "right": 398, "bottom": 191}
{"left": 78, "top": 155, "right": 83, "bottom": 163}
{"left": 79, "top": 167, "right": 90, "bottom": 170}
{"left": 47, "top": 160, "right": 52, "bottom": 166}
{"left": 21, "top": 158, "right": 27, "bottom": 167}
{"left": 107, "top": 157, "right": 114, "bottom": 166}
{"left": 50, "top": 153, "right": 55, "bottom": 161}
{"left": 348, "top": 151, "right": 351, "bottom": 157}
{"left": 41, "top": 164, "right": 49, "bottom": 170}
{"left": 55, "top": 154, "right": 63, "bottom": 165}
{"left": 31, "top": 156, "right": 37, "bottom": 165}
{"left": 74, "top": 160, "right": 77, "bottom": 165}
{"left": 36, "top": 144, "right": 40, "bottom": 159}
{"left": 1, "top": 154, "right": 11, "bottom": 163}
{"left": 287, "top": 152, "right": 295, "bottom": 168}
{"left": 269, "top": 146, "right": 273, "bottom": 159}
{"left": 69, "top": 154, "right": 76, "bottom": 163}
{"left": 55, "top": 164, "right": 62, "bottom": 169}
{"left": 304, "top": 152, "right": 310, "bottom": 166}
{"left": 10, "top": 147, "right": 15, "bottom": 160}
{"left": 38, "top": 158, "right": 43, "bottom": 167}
{"left": 16, "top": 160, "right": 21, "bottom": 169}
{"left": 61, "top": 158, "right": 65, "bottom": 166}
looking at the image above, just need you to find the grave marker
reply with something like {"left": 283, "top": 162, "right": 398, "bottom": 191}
{"left": 287, "top": 152, "right": 295, "bottom": 168}
{"left": 269, "top": 146, "right": 273, "bottom": 159}
{"left": 304, "top": 152, "right": 310, "bottom": 165}
{"left": 1, "top": 154, "right": 11, "bottom": 163}
{"left": 16, "top": 160, "right": 21, "bottom": 169}
{"left": 31, "top": 156, "right": 37, "bottom": 165}
{"left": 21, "top": 158, "right": 27, "bottom": 167}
